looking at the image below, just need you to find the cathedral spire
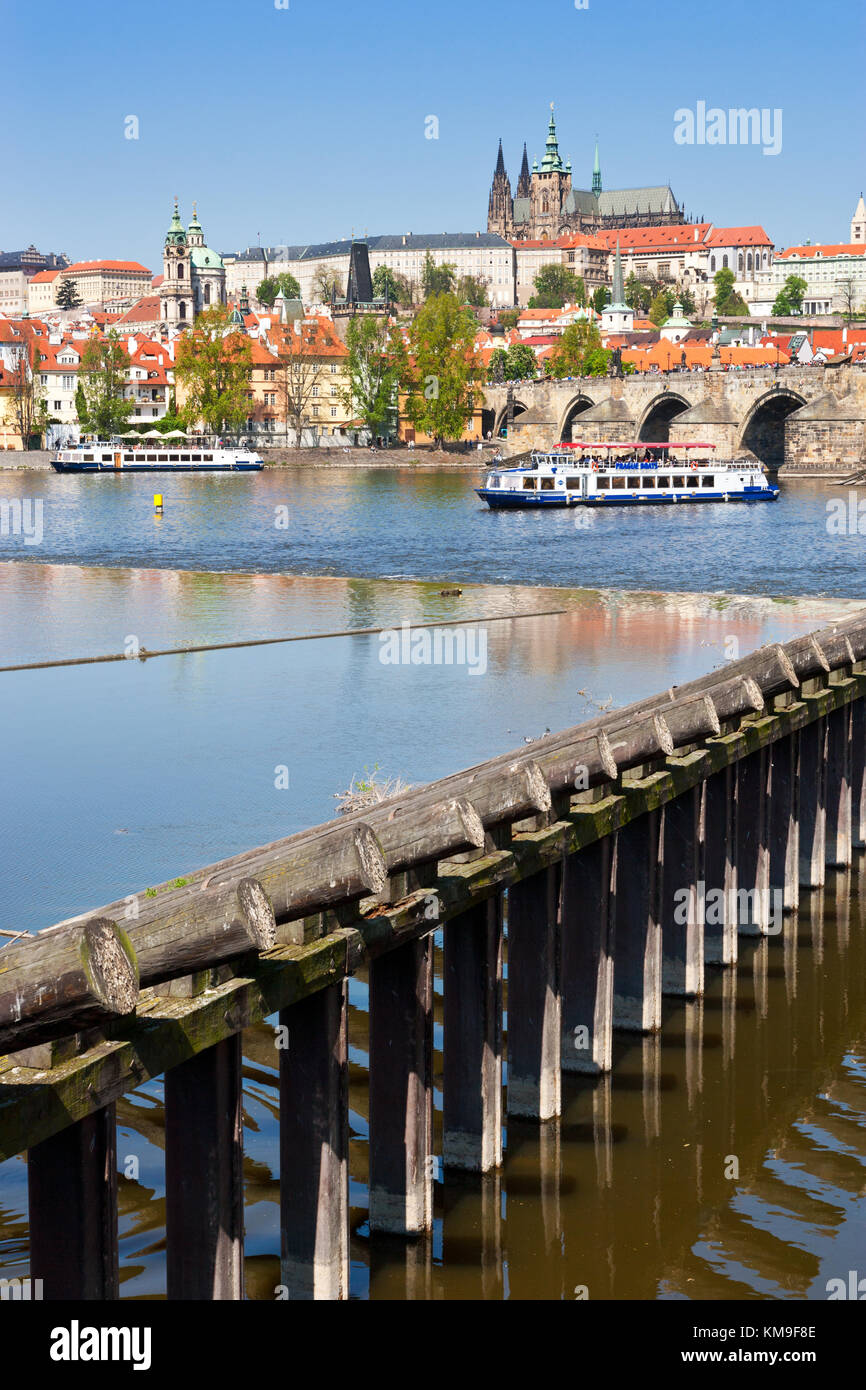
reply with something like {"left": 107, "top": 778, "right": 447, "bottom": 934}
{"left": 517, "top": 143, "right": 531, "bottom": 198}
{"left": 592, "top": 138, "right": 602, "bottom": 196}
{"left": 540, "top": 103, "right": 563, "bottom": 171}
{"left": 610, "top": 236, "right": 627, "bottom": 308}
{"left": 494, "top": 138, "right": 506, "bottom": 177}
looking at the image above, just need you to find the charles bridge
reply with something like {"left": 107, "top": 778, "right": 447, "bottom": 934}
{"left": 482, "top": 364, "right": 866, "bottom": 475}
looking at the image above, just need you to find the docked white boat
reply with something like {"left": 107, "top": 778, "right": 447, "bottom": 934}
{"left": 50, "top": 437, "right": 263, "bottom": 473}
{"left": 476, "top": 441, "right": 779, "bottom": 508}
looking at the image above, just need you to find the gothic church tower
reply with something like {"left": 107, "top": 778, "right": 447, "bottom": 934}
{"left": 487, "top": 140, "right": 513, "bottom": 238}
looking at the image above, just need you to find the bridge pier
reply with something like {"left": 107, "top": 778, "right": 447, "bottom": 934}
{"left": 561, "top": 834, "right": 617, "bottom": 1072}
{"left": 368, "top": 936, "right": 434, "bottom": 1234}
{"left": 279, "top": 982, "right": 349, "bottom": 1299}
{"left": 506, "top": 866, "right": 562, "bottom": 1119}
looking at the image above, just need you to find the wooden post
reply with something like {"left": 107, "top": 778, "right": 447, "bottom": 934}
{"left": 279, "top": 982, "right": 349, "bottom": 1298}
{"left": 368, "top": 935, "right": 434, "bottom": 1234}
{"left": 443, "top": 897, "right": 503, "bottom": 1172}
{"left": 703, "top": 767, "right": 737, "bottom": 965}
{"left": 734, "top": 747, "right": 770, "bottom": 933}
{"left": 506, "top": 864, "right": 562, "bottom": 1119}
{"left": 825, "top": 703, "right": 852, "bottom": 868}
{"left": 28, "top": 1105, "right": 119, "bottom": 1299}
{"left": 768, "top": 731, "right": 799, "bottom": 914}
{"left": 613, "top": 810, "right": 662, "bottom": 1032}
{"left": 851, "top": 699, "right": 866, "bottom": 849}
{"left": 561, "top": 835, "right": 617, "bottom": 1072}
{"left": 165, "top": 1035, "right": 244, "bottom": 1299}
{"left": 661, "top": 785, "right": 704, "bottom": 996}
{"left": 799, "top": 714, "right": 827, "bottom": 888}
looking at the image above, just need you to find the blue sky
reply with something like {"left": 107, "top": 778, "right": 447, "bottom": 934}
{"left": 3, "top": 0, "right": 864, "bottom": 270}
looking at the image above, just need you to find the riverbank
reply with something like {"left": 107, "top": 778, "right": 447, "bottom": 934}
{"left": 0, "top": 445, "right": 494, "bottom": 472}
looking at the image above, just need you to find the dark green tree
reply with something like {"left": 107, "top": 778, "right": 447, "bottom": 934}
{"left": 78, "top": 331, "right": 134, "bottom": 435}
{"left": 401, "top": 293, "right": 482, "bottom": 444}
{"left": 372, "top": 265, "right": 414, "bottom": 305}
{"left": 528, "top": 263, "right": 586, "bottom": 309}
{"left": 341, "top": 315, "right": 405, "bottom": 440}
{"left": 421, "top": 252, "right": 456, "bottom": 299}
{"left": 257, "top": 273, "right": 301, "bottom": 307}
{"left": 55, "top": 277, "right": 83, "bottom": 310}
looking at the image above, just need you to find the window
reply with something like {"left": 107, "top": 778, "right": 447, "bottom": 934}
{"left": 330, "top": 407, "right": 337, "bottom": 417}
{"left": 701, "top": 476, "right": 715, "bottom": 487}
{"left": 710, "top": 256, "right": 716, "bottom": 272}
{"left": 179, "top": 302, "right": 186, "bottom": 320}
{"left": 540, "top": 477, "right": 554, "bottom": 490}
{"left": 177, "top": 263, "right": 185, "bottom": 280}
{"left": 312, "top": 386, "right": 319, "bottom": 397}
{"left": 157, "top": 454, "right": 168, "bottom": 462}
{"left": 722, "top": 255, "right": 728, "bottom": 269}
{"left": 522, "top": 476, "right": 537, "bottom": 490}
{"left": 596, "top": 475, "right": 610, "bottom": 488}
{"left": 62, "top": 375, "right": 74, "bottom": 390}
{"left": 611, "top": 476, "right": 626, "bottom": 489}
{"left": 53, "top": 400, "right": 61, "bottom": 411}
{"left": 687, "top": 475, "right": 699, "bottom": 487}
{"left": 672, "top": 475, "right": 685, "bottom": 488}
{"left": 330, "top": 363, "right": 338, "bottom": 374}
{"left": 657, "top": 476, "right": 670, "bottom": 488}
{"left": 565, "top": 476, "right": 581, "bottom": 490}
{"left": 204, "top": 284, "right": 211, "bottom": 305}
{"left": 641, "top": 475, "right": 655, "bottom": 488}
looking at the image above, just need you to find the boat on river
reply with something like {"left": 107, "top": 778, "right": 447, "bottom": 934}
{"left": 476, "top": 441, "right": 779, "bottom": 508}
{"left": 50, "top": 436, "right": 263, "bottom": 473}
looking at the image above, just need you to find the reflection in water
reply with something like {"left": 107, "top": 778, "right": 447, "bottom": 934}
{"left": 1, "top": 855, "right": 864, "bottom": 1299}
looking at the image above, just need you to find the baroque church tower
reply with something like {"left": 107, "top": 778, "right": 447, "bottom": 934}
{"left": 160, "top": 199, "right": 191, "bottom": 326}
{"left": 487, "top": 140, "right": 513, "bottom": 239}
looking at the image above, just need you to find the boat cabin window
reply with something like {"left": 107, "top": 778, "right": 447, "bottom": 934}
{"left": 611, "top": 476, "right": 626, "bottom": 489}
{"left": 657, "top": 476, "right": 670, "bottom": 488}
{"left": 540, "top": 477, "right": 554, "bottom": 491}
{"left": 83, "top": 454, "right": 94, "bottom": 462}
{"left": 596, "top": 476, "right": 610, "bottom": 489}
{"left": 180, "top": 454, "right": 190, "bottom": 462}
{"left": 566, "top": 476, "right": 581, "bottom": 490}
{"left": 146, "top": 454, "right": 156, "bottom": 462}
{"left": 488, "top": 475, "right": 501, "bottom": 488}
{"left": 203, "top": 454, "right": 213, "bottom": 461}
{"left": 687, "top": 475, "right": 700, "bottom": 487}
{"left": 169, "top": 454, "right": 179, "bottom": 461}
{"left": 124, "top": 454, "right": 133, "bottom": 462}
{"left": 522, "top": 476, "right": 537, "bottom": 490}
{"left": 102, "top": 453, "right": 112, "bottom": 462}
{"left": 672, "top": 475, "right": 685, "bottom": 488}
{"left": 701, "top": 476, "right": 715, "bottom": 487}
{"left": 157, "top": 454, "right": 168, "bottom": 462}
{"left": 641, "top": 475, "right": 655, "bottom": 488}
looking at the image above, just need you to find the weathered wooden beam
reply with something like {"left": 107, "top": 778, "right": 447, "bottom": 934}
{"left": 368, "top": 935, "right": 434, "bottom": 1234}
{"left": 703, "top": 766, "right": 737, "bottom": 965}
{"left": 279, "top": 982, "right": 349, "bottom": 1298}
{"left": 561, "top": 834, "right": 617, "bottom": 1072}
{"left": 2, "top": 677, "right": 863, "bottom": 1160}
{"left": 768, "top": 732, "right": 799, "bottom": 914}
{"left": 661, "top": 779, "right": 704, "bottom": 995}
{"left": 130, "top": 878, "right": 276, "bottom": 986}
{"left": 613, "top": 805, "right": 662, "bottom": 1031}
{"left": 443, "top": 898, "right": 503, "bottom": 1171}
{"left": 28, "top": 1103, "right": 119, "bottom": 1299}
{"left": 506, "top": 865, "right": 562, "bottom": 1119}
{"left": 734, "top": 747, "right": 771, "bottom": 933}
{"left": 0, "top": 918, "right": 138, "bottom": 1053}
{"left": 799, "top": 705, "right": 827, "bottom": 888}
{"left": 375, "top": 797, "right": 485, "bottom": 871}
{"left": 825, "top": 701, "right": 853, "bottom": 868}
{"left": 165, "top": 1034, "right": 244, "bottom": 1299}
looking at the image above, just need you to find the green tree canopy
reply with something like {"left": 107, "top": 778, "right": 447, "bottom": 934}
{"left": 421, "top": 252, "right": 456, "bottom": 299}
{"left": 713, "top": 267, "right": 751, "bottom": 316}
{"left": 257, "top": 273, "right": 301, "bottom": 307}
{"left": 591, "top": 285, "right": 609, "bottom": 314}
{"left": 78, "top": 331, "right": 134, "bottom": 435}
{"left": 55, "top": 277, "right": 83, "bottom": 310}
{"left": 455, "top": 274, "right": 489, "bottom": 307}
{"left": 772, "top": 274, "right": 808, "bottom": 316}
{"left": 528, "top": 263, "right": 586, "bottom": 309}
{"left": 174, "top": 304, "right": 253, "bottom": 435}
{"left": 372, "top": 265, "right": 414, "bottom": 305}
{"left": 401, "top": 293, "right": 482, "bottom": 445}
{"left": 624, "top": 272, "right": 651, "bottom": 314}
{"left": 546, "top": 321, "right": 609, "bottom": 378}
{"left": 342, "top": 314, "right": 406, "bottom": 439}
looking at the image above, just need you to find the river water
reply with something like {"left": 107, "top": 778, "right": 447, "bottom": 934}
{"left": 0, "top": 468, "right": 864, "bottom": 1300}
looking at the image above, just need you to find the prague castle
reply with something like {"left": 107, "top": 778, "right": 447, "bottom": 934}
{"left": 488, "top": 106, "right": 686, "bottom": 242}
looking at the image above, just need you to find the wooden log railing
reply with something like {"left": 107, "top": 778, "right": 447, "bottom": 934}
{"left": 2, "top": 611, "right": 866, "bottom": 1299}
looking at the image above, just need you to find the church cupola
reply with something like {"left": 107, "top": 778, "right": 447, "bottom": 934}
{"left": 165, "top": 198, "right": 187, "bottom": 247}
{"left": 540, "top": 104, "right": 563, "bottom": 172}
{"left": 187, "top": 202, "right": 205, "bottom": 248}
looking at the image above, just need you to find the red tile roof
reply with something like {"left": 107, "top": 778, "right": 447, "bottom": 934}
{"left": 777, "top": 243, "right": 866, "bottom": 259}
{"left": 29, "top": 270, "right": 61, "bottom": 284}
{"left": 63, "top": 260, "right": 152, "bottom": 276}
{"left": 115, "top": 296, "right": 162, "bottom": 324}
{"left": 597, "top": 223, "right": 713, "bottom": 252}
{"left": 705, "top": 226, "right": 773, "bottom": 247}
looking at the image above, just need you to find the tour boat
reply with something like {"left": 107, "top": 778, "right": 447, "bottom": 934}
{"left": 475, "top": 442, "right": 779, "bottom": 508}
{"left": 50, "top": 437, "right": 264, "bottom": 473}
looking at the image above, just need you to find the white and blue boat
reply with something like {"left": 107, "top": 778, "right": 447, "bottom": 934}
{"left": 51, "top": 437, "right": 263, "bottom": 473}
{"left": 476, "top": 441, "right": 779, "bottom": 508}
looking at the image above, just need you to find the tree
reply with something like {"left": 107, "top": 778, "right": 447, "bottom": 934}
{"left": 528, "top": 263, "right": 586, "bottom": 309}
{"left": 173, "top": 304, "right": 252, "bottom": 435}
{"left": 313, "top": 266, "right": 342, "bottom": 302}
{"left": 490, "top": 342, "right": 537, "bottom": 381}
{"left": 713, "top": 267, "right": 749, "bottom": 316}
{"left": 624, "top": 272, "right": 651, "bottom": 314}
{"left": 649, "top": 290, "right": 671, "bottom": 327}
{"left": 257, "top": 273, "right": 301, "bottom": 307}
{"left": 591, "top": 285, "right": 609, "bottom": 314}
{"left": 455, "top": 274, "right": 489, "bottom": 307}
{"left": 274, "top": 319, "right": 330, "bottom": 446}
{"left": 771, "top": 274, "right": 808, "bottom": 317}
{"left": 497, "top": 309, "right": 519, "bottom": 329}
{"left": 55, "top": 277, "right": 83, "bottom": 310}
{"left": 401, "top": 292, "right": 482, "bottom": 445}
{"left": 78, "top": 331, "right": 134, "bottom": 436}
{"left": 546, "top": 321, "right": 609, "bottom": 378}
{"left": 10, "top": 347, "right": 48, "bottom": 447}
{"left": 677, "top": 285, "right": 696, "bottom": 315}
{"left": 341, "top": 314, "right": 406, "bottom": 440}
{"left": 836, "top": 275, "right": 859, "bottom": 323}
{"left": 372, "top": 265, "right": 414, "bottom": 306}
{"left": 421, "top": 252, "right": 456, "bottom": 299}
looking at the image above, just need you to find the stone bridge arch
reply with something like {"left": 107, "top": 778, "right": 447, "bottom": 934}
{"left": 492, "top": 399, "right": 530, "bottom": 438}
{"left": 558, "top": 393, "right": 597, "bottom": 442}
{"left": 737, "top": 388, "right": 808, "bottom": 470}
{"left": 637, "top": 391, "right": 694, "bottom": 442}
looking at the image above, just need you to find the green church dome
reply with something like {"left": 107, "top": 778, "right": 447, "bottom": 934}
{"left": 165, "top": 198, "right": 187, "bottom": 247}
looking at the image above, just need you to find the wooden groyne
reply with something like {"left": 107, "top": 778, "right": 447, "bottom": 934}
{"left": 1, "top": 611, "right": 865, "bottom": 1299}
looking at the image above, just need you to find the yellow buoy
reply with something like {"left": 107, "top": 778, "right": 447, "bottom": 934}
{"left": 154, "top": 493, "right": 163, "bottom": 513}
